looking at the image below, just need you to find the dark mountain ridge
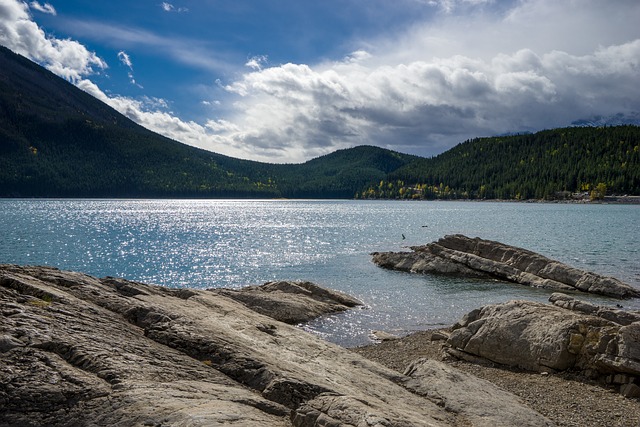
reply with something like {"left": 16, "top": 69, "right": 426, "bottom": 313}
{"left": 0, "top": 46, "right": 414, "bottom": 198}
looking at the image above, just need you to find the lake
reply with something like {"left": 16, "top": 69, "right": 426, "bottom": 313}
{"left": 1, "top": 199, "right": 638, "bottom": 346}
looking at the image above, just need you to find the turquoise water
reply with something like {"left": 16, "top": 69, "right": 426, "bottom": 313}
{"left": 1, "top": 199, "right": 638, "bottom": 346}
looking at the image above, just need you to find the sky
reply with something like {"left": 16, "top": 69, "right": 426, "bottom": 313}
{"left": 1, "top": 0, "right": 639, "bottom": 163}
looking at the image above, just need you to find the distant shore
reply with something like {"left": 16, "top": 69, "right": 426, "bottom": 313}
{"left": 467, "top": 195, "right": 640, "bottom": 204}
{"left": 389, "top": 195, "right": 640, "bottom": 204}
{"left": 2, "top": 195, "right": 640, "bottom": 204}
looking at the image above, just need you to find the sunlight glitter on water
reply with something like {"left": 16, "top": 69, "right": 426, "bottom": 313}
{"left": 1, "top": 199, "right": 638, "bottom": 346}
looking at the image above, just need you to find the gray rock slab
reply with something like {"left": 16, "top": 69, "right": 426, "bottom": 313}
{"left": 210, "top": 280, "right": 362, "bottom": 324}
{"left": 372, "top": 234, "right": 639, "bottom": 298}
{"left": 402, "top": 358, "right": 554, "bottom": 427}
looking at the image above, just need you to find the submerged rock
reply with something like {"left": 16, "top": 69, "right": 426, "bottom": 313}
{"left": 0, "top": 264, "right": 550, "bottom": 426}
{"left": 372, "top": 234, "right": 639, "bottom": 299}
{"left": 445, "top": 293, "right": 640, "bottom": 394}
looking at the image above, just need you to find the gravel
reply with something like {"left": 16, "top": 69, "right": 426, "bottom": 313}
{"left": 351, "top": 329, "right": 640, "bottom": 427}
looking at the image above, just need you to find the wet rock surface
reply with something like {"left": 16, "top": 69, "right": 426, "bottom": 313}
{"left": 0, "top": 264, "right": 550, "bottom": 427}
{"left": 372, "top": 234, "right": 640, "bottom": 298}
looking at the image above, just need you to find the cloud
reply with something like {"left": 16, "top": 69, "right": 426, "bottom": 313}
{"left": 74, "top": 76, "right": 269, "bottom": 161}
{"left": 117, "top": 50, "right": 142, "bottom": 87}
{"left": 210, "top": 0, "right": 640, "bottom": 161}
{"left": 29, "top": 1, "right": 56, "bottom": 15}
{"left": 117, "top": 50, "right": 132, "bottom": 68}
{"left": 218, "top": 37, "right": 640, "bottom": 160}
{"left": 56, "top": 18, "right": 233, "bottom": 73}
{"left": 0, "top": 0, "right": 106, "bottom": 81}
{"left": 245, "top": 55, "right": 268, "bottom": 71}
{"left": 425, "top": 0, "right": 494, "bottom": 14}
{"left": 161, "top": 2, "right": 188, "bottom": 13}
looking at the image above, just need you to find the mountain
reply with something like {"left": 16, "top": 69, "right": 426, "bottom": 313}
{"left": 2, "top": 45, "right": 638, "bottom": 201}
{"left": 377, "top": 126, "right": 640, "bottom": 200}
{"left": 571, "top": 112, "right": 640, "bottom": 128}
{"left": 0, "top": 46, "right": 414, "bottom": 198}
{"left": 271, "top": 146, "right": 418, "bottom": 198}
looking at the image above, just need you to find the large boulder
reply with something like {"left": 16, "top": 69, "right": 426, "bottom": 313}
{"left": 372, "top": 234, "right": 639, "bottom": 299}
{"left": 0, "top": 264, "right": 550, "bottom": 426}
{"left": 445, "top": 293, "right": 640, "bottom": 395}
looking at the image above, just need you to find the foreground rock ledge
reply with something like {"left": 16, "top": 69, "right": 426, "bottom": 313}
{"left": 0, "top": 264, "right": 552, "bottom": 426}
{"left": 372, "top": 234, "right": 639, "bottom": 299}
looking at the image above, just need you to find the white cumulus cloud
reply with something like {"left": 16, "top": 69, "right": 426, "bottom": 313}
{"left": 209, "top": 0, "right": 640, "bottom": 161}
{"left": 0, "top": 0, "right": 106, "bottom": 81}
{"left": 217, "top": 37, "right": 640, "bottom": 160}
{"left": 245, "top": 55, "right": 268, "bottom": 71}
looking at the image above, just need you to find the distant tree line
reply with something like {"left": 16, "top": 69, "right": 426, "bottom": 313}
{"left": 358, "top": 126, "right": 640, "bottom": 200}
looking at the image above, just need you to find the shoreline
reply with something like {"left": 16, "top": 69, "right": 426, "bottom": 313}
{"left": 1, "top": 195, "right": 639, "bottom": 204}
{"left": 352, "top": 328, "right": 640, "bottom": 427}
{"left": 361, "top": 195, "right": 640, "bottom": 204}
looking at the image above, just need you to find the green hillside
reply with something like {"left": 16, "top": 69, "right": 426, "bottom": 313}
{"left": 272, "top": 146, "right": 418, "bottom": 198}
{"left": 361, "top": 126, "right": 640, "bottom": 200}
{"left": 0, "top": 46, "right": 413, "bottom": 198}
{"left": 0, "top": 46, "right": 274, "bottom": 197}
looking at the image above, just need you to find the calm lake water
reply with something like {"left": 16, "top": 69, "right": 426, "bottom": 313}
{"left": 1, "top": 199, "right": 638, "bottom": 346}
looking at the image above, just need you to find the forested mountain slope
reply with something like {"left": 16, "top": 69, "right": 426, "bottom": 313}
{"left": 272, "top": 146, "right": 418, "bottom": 198}
{"left": 0, "top": 46, "right": 280, "bottom": 197}
{"left": 0, "top": 46, "right": 413, "bottom": 198}
{"left": 363, "top": 126, "right": 640, "bottom": 200}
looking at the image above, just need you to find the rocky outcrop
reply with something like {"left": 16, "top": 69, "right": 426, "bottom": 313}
{"left": 0, "top": 264, "right": 550, "bottom": 426}
{"left": 445, "top": 293, "right": 640, "bottom": 396}
{"left": 372, "top": 234, "right": 639, "bottom": 299}
{"left": 549, "top": 293, "right": 640, "bottom": 326}
{"left": 211, "top": 280, "right": 362, "bottom": 324}
{"left": 402, "top": 358, "right": 552, "bottom": 427}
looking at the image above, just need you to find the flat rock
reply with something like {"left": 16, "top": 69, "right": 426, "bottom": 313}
{"left": 402, "top": 358, "right": 554, "bottom": 427}
{"left": 0, "top": 264, "right": 551, "bottom": 426}
{"left": 372, "top": 234, "right": 639, "bottom": 299}
{"left": 549, "top": 292, "right": 640, "bottom": 326}
{"left": 211, "top": 280, "right": 362, "bottom": 324}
